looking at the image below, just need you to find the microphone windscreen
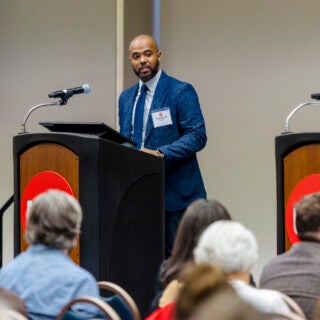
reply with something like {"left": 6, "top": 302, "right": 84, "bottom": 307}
{"left": 311, "top": 93, "right": 320, "bottom": 100}
{"left": 82, "top": 84, "right": 91, "bottom": 94}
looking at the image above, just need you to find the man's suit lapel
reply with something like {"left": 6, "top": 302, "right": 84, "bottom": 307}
{"left": 145, "top": 72, "right": 169, "bottom": 142}
{"left": 123, "top": 84, "right": 139, "bottom": 138}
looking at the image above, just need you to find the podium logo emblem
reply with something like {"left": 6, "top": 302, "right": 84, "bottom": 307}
{"left": 285, "top": 174, "right": 320, "bottom": 244}
{"left": 20, "top": 171, "right": 74, "bottom": 231}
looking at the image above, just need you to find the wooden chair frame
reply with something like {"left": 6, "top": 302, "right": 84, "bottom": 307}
{"left": 98, "top": 281, "right": 141, "bottom": 320}
{"left": 56, "top": 296, "right": 120, "bottom": 320}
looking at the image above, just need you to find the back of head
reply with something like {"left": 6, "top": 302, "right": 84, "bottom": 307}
{"left": 25, "top": 189, "right": 82, "bottom": 250}
{"left": 193, "top": 220, "right": 258, "bottom": 274}
{"left": 175, "top": 263, "right": 264, "bottom": 320}
{"left": 295, "top": 192, "right": 320, "bottom": 241}
{"left": 163, "top": 199, "right": 231, "bottom": 285}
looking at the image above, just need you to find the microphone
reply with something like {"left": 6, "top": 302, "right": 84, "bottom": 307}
{"left": 48, "top": 84, "right": 91, "bottom": 99}
{"left": 311, "top": 93, "right": 320, "bottom": 100}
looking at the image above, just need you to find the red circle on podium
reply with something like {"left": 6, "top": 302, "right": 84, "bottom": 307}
{"left": 20, "top": 171, "right": 74, "bottom": 231}
{"left": 286, "top": 174, "right": 320, "bottom": 244}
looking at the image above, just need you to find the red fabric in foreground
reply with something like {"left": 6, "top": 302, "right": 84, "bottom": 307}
{"left": 145, "top": 302, "right": 176, "bottom": 320}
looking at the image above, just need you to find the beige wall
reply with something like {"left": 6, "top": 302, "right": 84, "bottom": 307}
{"left": 0, "top": 0, "right": 117, "bottom": 263}
{"left": 123, "top": 0, "right": 153, "bottom": 88}
{"left": 160, "top": 0, "right": 320, "bottom": 279}
{"left": 2, "top": 0, "right": 320, "bottom": 280}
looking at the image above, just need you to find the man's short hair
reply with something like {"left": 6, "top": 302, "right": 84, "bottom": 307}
{"left": 295, "top": 192, "right": 320, "bottom": 240}
{"left": 25, "top": 189, "right": 82, "bottom": 250}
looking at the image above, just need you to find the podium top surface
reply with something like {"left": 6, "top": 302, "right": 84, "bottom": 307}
{"left": 39, "top": 121, "right": 136, "bottom": 146}
{"left": 275, "top": 131, "right": 320, "bottom": 157}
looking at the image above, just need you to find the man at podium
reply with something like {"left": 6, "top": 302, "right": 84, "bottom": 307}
{"left": 118, "top": 34, "right": 207, "bottom": 258}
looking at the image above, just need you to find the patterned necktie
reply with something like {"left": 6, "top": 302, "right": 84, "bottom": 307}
{"left": 133, "top": 84, "right": 148, "bottom": 148}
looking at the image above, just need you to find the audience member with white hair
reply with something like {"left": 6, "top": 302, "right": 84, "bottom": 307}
{"left": 193, "top": 220, "right": 292, "bottom": 315}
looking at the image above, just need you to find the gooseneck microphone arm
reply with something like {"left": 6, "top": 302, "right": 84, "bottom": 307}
{"left": 20, "top": 84, "right": 91, "bottom": 134}
{"left": 20, "top": 101, "right": 60, "bottom": 134}
{"left": 284, "top": 101, "right": 320, "bottom": 133}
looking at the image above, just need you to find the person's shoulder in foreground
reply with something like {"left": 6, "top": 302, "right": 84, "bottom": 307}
{"left": 260, "top": 192, "right": 320, "bottom": 319}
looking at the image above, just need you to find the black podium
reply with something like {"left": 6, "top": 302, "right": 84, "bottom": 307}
{"left": 13, "top": 123, "right": 165, "bottom": 316}
{"left": 275, "top": 132, "right": 320, "bottom": 254}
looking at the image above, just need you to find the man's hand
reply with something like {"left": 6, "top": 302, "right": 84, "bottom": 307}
{"left": 140, "top": 148, "right": 164, "bottom": 158}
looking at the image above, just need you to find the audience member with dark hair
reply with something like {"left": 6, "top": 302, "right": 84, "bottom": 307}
{"left": 194, "top": 220, "right": 292, "bottom": 315}
{"left": 0, "top": 189, "right": 101, "bottom": 320}
{"left": 260, "top": 192, "right": 320, "bottom": 319}
{"left": 149, "top": 198, "right": 231, "bottom": 312}
{"left": 175, "top": 264, "right": 264, "bottom": 320}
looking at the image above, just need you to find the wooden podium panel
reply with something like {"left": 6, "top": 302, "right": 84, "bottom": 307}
{"left": 283, "top": 144, "right": 320, "bottom": 251}
{"left": 276, "top": 133, "right": 320, "bottom": 253}
{"left": 19, "top": 143, "right": 79, "bottom": 263}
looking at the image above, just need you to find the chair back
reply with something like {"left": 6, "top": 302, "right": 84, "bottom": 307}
{"left": 98, "top": 281, "right": 141, "bottom": 320}
{"left": 56, "top": 296, "right": 120, "bottom": 320}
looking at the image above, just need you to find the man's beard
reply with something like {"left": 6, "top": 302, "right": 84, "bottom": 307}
{"left": 134, "top": 60, "right": 159, "bottom": 82}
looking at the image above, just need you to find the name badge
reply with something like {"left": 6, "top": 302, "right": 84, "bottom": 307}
{"left": 151, "top": 108, "right": 173, "bottom": 128}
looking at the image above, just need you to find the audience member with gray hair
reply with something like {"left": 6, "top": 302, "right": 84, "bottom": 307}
{"left": 193, "top": 220, "right": 291, "bottom": 315}
{"left": 0, "top": 189, "right": 100, "bottom": 320}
